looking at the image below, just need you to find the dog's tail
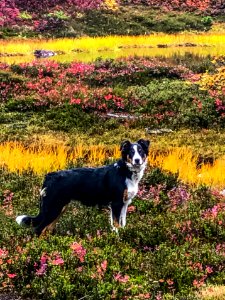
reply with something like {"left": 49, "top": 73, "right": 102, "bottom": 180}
{"left": 16, "top": 187, "right": 48, "bottom": 229}
{"left": 16, "top": 213, "right": 43, "bottom": 228}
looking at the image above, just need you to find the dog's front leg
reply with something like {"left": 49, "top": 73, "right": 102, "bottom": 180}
{"left": 119, "top": 199, "right": 132, "bottom": 228}
{"left": 110, "top": 202, "right": 124, "bottom": 233}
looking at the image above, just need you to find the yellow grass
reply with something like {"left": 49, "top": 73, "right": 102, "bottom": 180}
{"left": 149, "top": 147, "right": 225, "bottom": 188}
{"left": 149, "top": 147, "right": 199, "bottom": 185}
{"left": 0, "top": 142, "right": 68, "bottom": 175}
{"left": 197, "top": 285, "right": 225, "bottom": 299}
{"left": 2, "top": 34, "right": 225, "bottom": 54}
{"left": 1, "top": 33, "right": 225, "bottom": 64}
{"left": 1, "top": 141, "right": 225, "bottom": 189}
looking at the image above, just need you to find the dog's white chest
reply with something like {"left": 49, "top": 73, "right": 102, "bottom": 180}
{"left": 125, "top": 178, "right": 139, "bottom": 200}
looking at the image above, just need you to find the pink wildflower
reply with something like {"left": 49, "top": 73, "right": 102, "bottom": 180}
{"left": 127, "top": 205, "right": 136, "bottom": 213}
{"left": 0, "top": 249, "right": 8, "bottom": 258}
{"left": 166, "top": 279, "right": 174, "bottom": 285}
{"left": 113, "top": 272, "right": 130, "bottom": 283}
{"left": 70, "top": 242, "right": 86, "bottom": 262}
{"left": 70, "top": 98, "right": 81, "bottom": 105}
{"left": 51, "top": 258, "right": 64, "bottom": 266}
{"left": 104, "top": 94, "right": 113, "bottom": 101}
{"left": 7, "top": 273, "right": 16, "bottom": 278}
{"left": 101, "top": 260, "right": 107, "bottom": 272}
{"left": 35, "top": 254, "right": 48, "bottom": 276}
{"left": 205, "top": 266, "right": 213, "bottom": 274}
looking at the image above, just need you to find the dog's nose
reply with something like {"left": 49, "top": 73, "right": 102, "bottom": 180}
{"left": 134, "top": 158, "right": 140, "bottom": 164}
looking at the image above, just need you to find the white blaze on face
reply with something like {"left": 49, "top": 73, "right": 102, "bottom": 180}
{"left": 132, "top": 145, "right": 143, "bottom": 165}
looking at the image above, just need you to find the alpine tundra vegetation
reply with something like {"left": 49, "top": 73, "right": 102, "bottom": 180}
{"left": 1, "top": 0, "right": 225, "bottom": 299}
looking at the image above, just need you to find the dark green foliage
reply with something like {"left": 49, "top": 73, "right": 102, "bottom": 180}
{"left": 0, "top": 6, "right": 215, "bottom": 38}
{"left": 143, "top": 167, "right": 179, "bottom": 189}
{"left": 42, "top": 105, "right": 120, "bottom": 133}
{"left": 159, "top": 53, "right": 215, "bottom": 74}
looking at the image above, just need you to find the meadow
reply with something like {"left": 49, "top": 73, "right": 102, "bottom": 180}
{"left": 2, "top": 1, "right": 225, "bottom": 299}
{"left": 1, "top": 49, "right": 225, "bottom": 299}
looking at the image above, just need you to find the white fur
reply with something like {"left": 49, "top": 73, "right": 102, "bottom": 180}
{"left": 132, "top": 145, "right": 143, "bottom": 165}
{"left": 40, "top": 187, "right": 47, "bottom": 197}
{"left": 16, "top": 215, "right": 27, "bottom": 225}
{"left": 120, "top": 159, "right": 147, "bottom": 228}
{"left": 119, "top": 199, "right": 132, "bottom": 227}
{"left": 109, "top": 208, "right": 118, "bottom": 233}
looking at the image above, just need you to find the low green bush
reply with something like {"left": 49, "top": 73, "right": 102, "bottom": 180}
{"left": 159, "top": 53, "right": 215, "bottom": 74}
{"left": 42, "top": 105, "right": 120, "bottom": 133}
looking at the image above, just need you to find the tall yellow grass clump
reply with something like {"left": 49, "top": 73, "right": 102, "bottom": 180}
{"left": 149, "top": 147, "right": 225, "bottom": 189}
{"left": 0, "top": 142, "right": 115, "bottom": 175}
{"left": 197, "top": 285, "right": 225, "bottom": 300}
{"left": 0, "top": 142, "right": 68, "bottom": 175}
{"left": 149, "top": 147, "right": 199, "bottom": 185}
{"left": 1, "top": 33, "right": 225, "bottom": 60}
{"left": 1, "top": 142, "right": 225, "bottom": 189}
{"left": 2, "top": 33, "right": 225, "bottom": 64}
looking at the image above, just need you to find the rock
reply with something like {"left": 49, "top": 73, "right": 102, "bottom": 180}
{"left": 145, "top": 128, "right": 173, "bottom": 134}
{"left": 106, "top": 113, "right": 138, "bottom": 119}
{"left": 34, "top": 50, "right": 56, "bottom": 58}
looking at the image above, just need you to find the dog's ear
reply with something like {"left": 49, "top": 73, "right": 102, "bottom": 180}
{"left": 120, "top": 140, "right": 131, "bottom": 153}
{"left": 137, "top": 139, "right": 150, "bottom": 156}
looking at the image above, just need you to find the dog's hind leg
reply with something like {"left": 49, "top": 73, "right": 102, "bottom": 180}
{"left": 109, "top": 208, "right": 118, "bottom": 233}
{"left": 35, "top": 205, "right": 68, "bottom": 237}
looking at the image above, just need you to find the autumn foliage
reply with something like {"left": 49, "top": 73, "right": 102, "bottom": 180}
{"left": 0, "top": 0, "right": 224, "bottom": 27}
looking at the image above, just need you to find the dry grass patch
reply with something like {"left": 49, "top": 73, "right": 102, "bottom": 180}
{"left": 1, "top": 140, "right": 225, "bottom": 188}
{"left": 149, "top": 147, "right": 225, "bottom": 188}
{"left": 1, "top": 33, "right": 225, "bottom": 64}
{"left": 197, "top": 285, "right": 225, "bottom": 299}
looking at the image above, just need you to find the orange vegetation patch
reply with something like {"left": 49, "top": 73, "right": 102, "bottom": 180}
{"left": 197, "top": 285, "right": 225, "bottom": 299}
{"left": 1, "top": 142, "right": 225, "bottom": 189}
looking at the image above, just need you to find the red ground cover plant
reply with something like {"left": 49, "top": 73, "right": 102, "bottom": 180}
{"left": 121, "top": 0, "right": 211, "bottom": 12}
{"left": 0, "top": 0, "right": 19, "bottom": 26}
{"left": 1, "top": 58, "right": 190, "bottom": 113}
{"left": 14, "top": 0, "right": 104, "bottom": 12}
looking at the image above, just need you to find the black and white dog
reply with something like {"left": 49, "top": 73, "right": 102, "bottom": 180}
{"left": 16, "top": 139, "right": 150, "bottom": 236}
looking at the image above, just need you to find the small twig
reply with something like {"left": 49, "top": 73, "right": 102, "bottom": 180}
{"left": 78, "top": 295, "right": 92, "bottom": 300}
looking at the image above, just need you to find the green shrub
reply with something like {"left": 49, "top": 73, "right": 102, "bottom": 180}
{"left": 201, "top": 16, "right": 213, "bottom": 27}
{"left": 19, "top": 11, "right": 33, "bottom": 20}
{"left": 159, "top": 53, "right": 215, "bottom": 74}
{"left": 42, "top": 104, "right": 120, "bottom": 133}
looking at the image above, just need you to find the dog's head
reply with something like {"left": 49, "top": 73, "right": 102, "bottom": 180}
{"left": 120, "top": 139, "right": 150, "bottom": 169}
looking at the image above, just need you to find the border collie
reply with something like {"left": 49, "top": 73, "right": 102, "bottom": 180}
{"left": 16, "top": 139, "right": 150, "bottom": 236}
